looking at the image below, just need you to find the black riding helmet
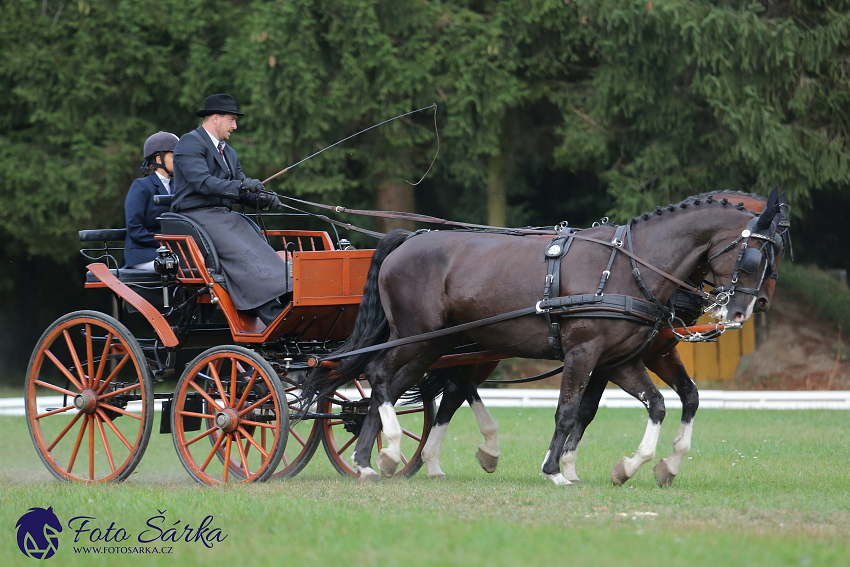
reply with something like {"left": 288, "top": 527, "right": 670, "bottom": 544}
{"left": 140, "top": 131, "right": 179, "bottom": 174}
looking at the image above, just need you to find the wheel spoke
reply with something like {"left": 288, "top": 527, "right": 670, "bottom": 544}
{"left": 400, "top": 452, "right": 409, "bottom": 465}
{"left": 85, "top": 324, "right": 94, "bottom": 389}
{"left": 45, "top": 349, "right": 84, "bottom": 392}
{"left": 63, "top": 330, "right": 88, "bottom": 388}
{"left": 179, "top": 410, "right": 216, "bottom": 420}
{"left": 36, "top": 405, "right": 75, "bottom": 419}
{"left": 401, "top": 428, "right": 421, "bottom": 442}
{"left": 95, "top": 414, "right": 116, "bottom": 474}
{"left": 183, "top": 426, "right": 218, "bottom": 447}
{"left": 336, "top": 433, "right": 358, "bottom": 456}
{"left": 240, "top": 419, "right": 276, "bottom": 429}
{"left": 289, "top": 427, "right": 306, "bottom": 447}
{"left": 239, "top": 393, "right": 273, "bottom": 416}
{"left": 234, "top": 432, "right": 250, "bottom": 478}
{"left": 98, "top": 402, "right": 142, "bottom": 420}
{"left": 238, "top": 426, "right": 270, "bottom": 460}
{"left": 377, "top": 431, "right": 383, "bottom": 450}
{"left": 207, "top": 363, "right": 229, "bottom": 407}
{"left": 354, "top": 380, "right": 368, "bottom": 397}
{"left": 88, "top": 415, "right": 95, "bottom": 479}
{"left": 222, "top": 435, "right": 233, "bottom": 482}
{"left": 34, "top": 380, "right": 76, "bottom": 397}
{"left": 66, "top": 414, "right": 89, "bottom": 474}
{"left": 189, "top": 381, "right": 223, "bottom": 412}
{"left": 92, "top": 332, "right": 113, "bottom": 390}
{"left": 95, "top": 353, "right": 130, "bottom": 395}
{"left": 326, "top": 420, "right": 345, "bottom": 427}
{"left": 47, "top": 411, "right": 83, "bottom": 451}
{"left": 395, "top": 407, "right": 425, "bottom": 416}
{"left": 98, "top": 382, "right": 141, "bottom": 400}
{"left": 333, "top": 391, "right": 352, "bottom": 402}
{"left": 230, "top": 363, "right": 238, "bottom": 411}
{"left": 200, "top": 434, "right": 225, "bottom": 472}
{"left": 96, "top": 409, "right": 133, "bottom": 451}
{"left": 235, "top": 370, "right": 259, "bottom": 411}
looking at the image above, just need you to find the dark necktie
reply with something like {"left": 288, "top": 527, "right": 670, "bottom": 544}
{"left": 217, "top": 141, "right": 230, "bottom": 175}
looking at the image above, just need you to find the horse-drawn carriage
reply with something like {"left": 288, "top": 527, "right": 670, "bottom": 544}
{"left": 24, "top": 189, "right": 789, "bottom": 486}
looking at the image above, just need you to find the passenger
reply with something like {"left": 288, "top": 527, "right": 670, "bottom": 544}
{"left": 123, "top": 131, "right": 179, "bottom": 270}
{"left": 170, "top": 94, "right": 287, "bottom": 326}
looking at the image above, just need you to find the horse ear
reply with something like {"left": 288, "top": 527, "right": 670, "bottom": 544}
{"left": 756, "top": 202, "right": 780, "bottom": 231}
{"left": 763, "top": 186, "right": 779, "bottom": 212}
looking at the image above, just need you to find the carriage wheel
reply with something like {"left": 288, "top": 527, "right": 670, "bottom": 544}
{"left": 171, "top": 346, "right": 288, "bottom": 485}
{"left": 25, "top": 311, "right": 154, "bottom": 483}
{"left": 318, "top": 378, "right": 434, "bottom": 478}
{"left": 202, "top": 368, "right": 320, "bottom": 480}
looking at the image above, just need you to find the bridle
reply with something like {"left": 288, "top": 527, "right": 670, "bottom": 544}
{"left": 704, "top": 210, "right": 786, "bottom": 309}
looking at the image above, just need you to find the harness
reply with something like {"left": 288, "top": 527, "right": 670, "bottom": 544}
{"left": 310, "top": 211, "right": 783, "bottom": 370}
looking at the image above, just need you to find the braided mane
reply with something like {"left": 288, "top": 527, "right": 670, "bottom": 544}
{"left": 628, "top": 190, "right": 764, "bottom": 225}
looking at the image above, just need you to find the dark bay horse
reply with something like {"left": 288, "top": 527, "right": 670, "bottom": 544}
{"left": 302, "top": 192, "right": 783, "bottom": 483}
{"left": 419, "top": 191, "right": 789, "bottom": 486}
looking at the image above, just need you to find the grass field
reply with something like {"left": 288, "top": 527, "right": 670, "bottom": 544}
{"left": 2, "top": 406, "right": 848, "bottom": 566}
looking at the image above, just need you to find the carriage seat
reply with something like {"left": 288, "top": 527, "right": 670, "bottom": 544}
{"left": 84, "top": 268, "right": 163, "bottom": 285}
{"left": 158, "top": 211, "right": 262, "bottom": 281}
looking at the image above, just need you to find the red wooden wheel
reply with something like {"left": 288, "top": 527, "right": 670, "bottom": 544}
{"left": 318, "top": 378, "right": 433, "bottom": 478}
{"left": 25, "top": 311, "right": 154, "bottom": 483}
{"left": 202, "top": 367, "right": 320, "bottom": 480}
{"left": 171, "top": 346, "right": 288, "bottom": 485}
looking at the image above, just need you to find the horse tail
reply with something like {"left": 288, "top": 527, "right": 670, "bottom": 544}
{"left": 299, "top": 228, "right": 411, "bottom": 410}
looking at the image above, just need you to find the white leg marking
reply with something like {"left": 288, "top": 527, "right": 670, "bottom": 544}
{"left": 351, "top": 450, "right": 379, "bottom": 477}
{"left": 621, "top": 420, "right": 662, "bottom": 478}
{"left": 378, "top": 403, "right": 402, "bottom": 463}
{"left": 541, "top": 449, "right": 572, "bottom": 486}
{"left": 560, "top": 450, "right": 580, "bottom": 482}
{"left": 662, "top": 419, "right": 694, "bottom": 476}
{"left": 470, "top": 400, "right": 499, "bottom": 458}
{"left": 422, "top": 423, "right": 448, "bottom": 478}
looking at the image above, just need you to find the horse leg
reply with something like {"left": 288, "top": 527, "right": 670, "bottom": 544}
{"left": 645, "top": 349, "right": 699, "bottom": 487}
{"left": 608, "top": 363, "right": 667, "bottom": 486}
{"left": 557, "top": 374, "right": 609, "bottom": 484}
{"left": 350, "top": 398, "right": 385, "bottom": 482}
{"left": 541, "top": 344, "right": 600, "bottom": 486}
{"left": 421, "top": 378, "right": 465, "bottom": 479}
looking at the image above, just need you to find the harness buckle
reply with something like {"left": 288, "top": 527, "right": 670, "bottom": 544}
{"left": 545, "top": 274, "right": 554, "bottom": 284}
{"left": 611, "top": 238, "right": 623, "bottom": 247}
{"left": 535, "top": 300, "right": 549, "bottom": 314}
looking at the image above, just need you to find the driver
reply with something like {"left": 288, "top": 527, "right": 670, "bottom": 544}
{"left": 170, "top": 94, "right": 287, "bottom": 325}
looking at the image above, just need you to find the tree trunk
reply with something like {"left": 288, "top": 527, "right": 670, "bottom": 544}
{"left": 376, "top": 176, "right": 416, "bottom": 233}
{"left": 487, "top": 154, "right": 507, "bottom": 227}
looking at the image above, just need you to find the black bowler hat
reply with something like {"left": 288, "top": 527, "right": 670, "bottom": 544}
{"left": 195, "top": 93, "right": 245, "bottom": 117}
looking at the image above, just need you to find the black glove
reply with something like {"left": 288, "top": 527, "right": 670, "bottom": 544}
{"left": 257, "top": 192, "right": 281, "bottom": 210}
{"left": 239, "top": 178, "right": 264, "bottom": 194}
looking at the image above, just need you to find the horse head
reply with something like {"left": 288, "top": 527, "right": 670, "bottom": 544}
{"left": 705, "top": 187, "right": 783, "bottom": 323}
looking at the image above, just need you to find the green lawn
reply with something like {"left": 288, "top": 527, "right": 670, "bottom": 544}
{"left": 2, "top": 407, "right": 848, "bottom": 566}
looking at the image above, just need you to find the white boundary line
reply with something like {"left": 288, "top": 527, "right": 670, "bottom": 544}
{"left": 3, "top": 390, "right": 848, "bottom": 416}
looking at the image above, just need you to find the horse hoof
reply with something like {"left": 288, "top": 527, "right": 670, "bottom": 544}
{"left": 358, "top": 470, "right": 381, "bottom": 483}
{"left": 476, "top": 448, "right": 499, "bottom": 473}
{"left": 377, "top": 450, "right": 400, "bottom": 478}
{"left": 543, "top": 472, "right": 573, "bottom": 486}
{"left": 654, "top": 459, "right": 676, "bottom": 487}
{"left": 427, "top": 473, "right": 447, "bottom": 480}
{"left": 611, "top": 458, "right": 630, "bottom": 486}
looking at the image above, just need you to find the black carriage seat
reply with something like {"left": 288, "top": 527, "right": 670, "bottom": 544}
{"left": 80, "top": 228, "right": 162, "bottom": 286}
{"left": 158, "top": 212, "right": 263, "bottom": 282}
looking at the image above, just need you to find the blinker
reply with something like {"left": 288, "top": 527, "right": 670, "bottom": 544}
{"left": 739, "top": 247, "right": 762, "bottom": 274}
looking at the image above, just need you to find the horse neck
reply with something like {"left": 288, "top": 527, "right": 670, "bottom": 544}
{"left": 628, "top": 205, "right": 751, "bottom": 303}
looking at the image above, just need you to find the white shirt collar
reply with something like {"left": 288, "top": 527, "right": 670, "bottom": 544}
{"left": 203, "top": 127, "right": 222, "bottom": 149}
{"left": 155, "top": 171, "right": 171, "bottom": 194}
